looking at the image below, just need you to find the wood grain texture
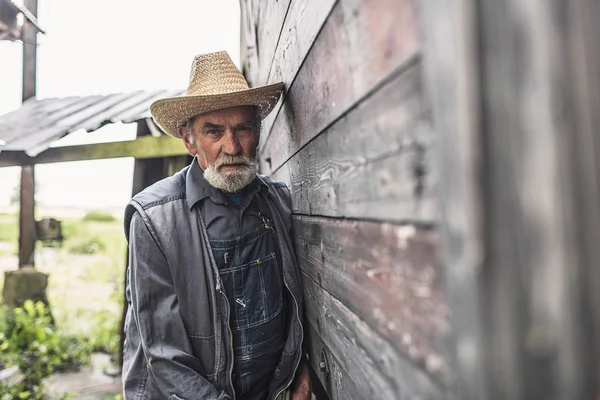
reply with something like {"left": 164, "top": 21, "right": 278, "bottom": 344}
{"left": 305, "top": 325, "right": 357, "bottom": 400}
{"left": 258, "top": 0, "right": 338, "bottom": 134}
{"left": 271, "top": 62, "right": 436, "bottom": 223}
{"left": 423, "top": 0, "right": 600, "bottom": 398}
{"left": 259, "top": 0, "right": 421, "bottom": 171}
{"left": 477, "top": 1, "right": 600, "bottom": 398}
{"left": 0, "top": 135, "right": 189, "bottom": 167}
{"left": 302, "top": 274, "right": 444, "bottom": 399}
{"left": 239, "top": 0, "right": 259, "bottom": 86}
{"left": 294, "top": 215, "right": 450, "bottom": 386}
{"left": 239, "top": 0, "right": 290, "bottom": 87}
{"left": 258, "top": 0, "right": 337, "bottom": 87}
{"left": 564, "top": 2, "right": 600, "bottom": 396}
{"left": 421, "top": 0, "right": 485, "bottom": 398}
{"left": 254, "top": 0, "right": 290, "bottom": 85}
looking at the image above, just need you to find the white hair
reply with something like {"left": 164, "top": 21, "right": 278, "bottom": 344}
{"left": 203, "top": 154, "right": 258, "bottom": 193}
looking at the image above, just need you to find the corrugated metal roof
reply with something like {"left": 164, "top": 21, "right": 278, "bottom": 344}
{"left": 0, "top": 89, "right": 185, "bottom": 156}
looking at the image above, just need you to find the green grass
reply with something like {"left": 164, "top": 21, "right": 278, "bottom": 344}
{"left": 0, "top": 211, "right": 127, "bottom": 359}
{"left": 62, "top": 218, "right": 125, "bottom": 255}
{"left": 0, "top": 213, "right": 18, "bottom": 259}
{"left": 0, "top": 213, "right": 18, "bottom": 243}
{"left": 82, "top": 211, "right": 117, "bottom": 223}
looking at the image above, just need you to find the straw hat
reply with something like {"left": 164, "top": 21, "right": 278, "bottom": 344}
{"left": 150, "top": 51, "right": 283, "bottom": 138}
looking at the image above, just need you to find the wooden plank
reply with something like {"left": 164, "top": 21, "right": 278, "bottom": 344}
{"left": 272, "top": 62, "right": 436, "bottom": 223}
{"left": 257, "top": 0, "right": 337, "bottom": 88}
{"left": 255, "top": 0, "right": 290, "bottom": 84}
{"left": 475, "top": 1, "right": 599, "bottom": 398}
{"left": 305, "top": 324, "right": 357, "bottom": 400}
{"left": 259, "top": 0, "right": 421, "bottom": 167}
{"left": 294, "top": 215, "right": 449, "bottom": 387}
{"left": 242, "top": 0, "right": 290, "bottom": 87}
{"left": 302, "top": 273, "right": 444, "bottom": 399}
{"left": 420, "top": 0, "right": 485, "bottom": 399}
{"left": 0, "top": 135, "right": 189, "bottom": 167}
{"left": 239, "top": 0, "right": 260, "bottom": 86}
{"left": 424, "top": 0, "right": 600, "bottom": 398}
{"left": 566, "top": 0, "right": 600, "bottom": 395}
{"left": 258, "top": 0, "right": 337, "bottom": 156}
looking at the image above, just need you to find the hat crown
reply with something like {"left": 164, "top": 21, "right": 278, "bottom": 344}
{"left": 186, "top": 51, "right": 250, "bottom": 96}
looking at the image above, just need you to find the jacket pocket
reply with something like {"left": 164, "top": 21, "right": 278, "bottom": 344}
{"left": 188, "top": 334, "right": 216, "bottom": 380}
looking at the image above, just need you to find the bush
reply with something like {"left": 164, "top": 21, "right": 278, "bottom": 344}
{"left": 88, "top": 310, "right": 121, "bottom": 356}
{"left": 82, "top": 211, "right": 116, "bottom": 223}
{"left": 67, "top": 237, "right": 106, "bottom": 255}
{"left": 0, "top": 301, "right": 91, "bottom": 399}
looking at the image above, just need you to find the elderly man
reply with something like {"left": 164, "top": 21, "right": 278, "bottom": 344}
{"left": 122, "top": 51, "right": 310, "bottom": 400}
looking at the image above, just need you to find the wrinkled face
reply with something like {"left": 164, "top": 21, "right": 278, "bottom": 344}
{"left": 179, "top": 105, "right": 260, "bottom": 193}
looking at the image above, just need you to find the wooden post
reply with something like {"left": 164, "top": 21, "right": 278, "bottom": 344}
{"left": 18, "top": 166, "right": 36, "bottom": 267}
{"left": 18, "top": 0, "right": 38, "bottom": 268}
{"left": 22, "top": 0, "right": 37, "bottom": 100}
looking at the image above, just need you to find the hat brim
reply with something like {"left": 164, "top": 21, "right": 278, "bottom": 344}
{"left": 150, "top": 82, "right": 284, "bottom": 138}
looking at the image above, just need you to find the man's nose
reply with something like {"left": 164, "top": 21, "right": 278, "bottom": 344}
{"left": 222, "top": 131, "right": 241, "bottom": 155}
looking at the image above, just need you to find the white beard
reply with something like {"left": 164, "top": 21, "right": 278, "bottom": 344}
{"left": 203, "top": 154, "right": 258, "bottom": 193}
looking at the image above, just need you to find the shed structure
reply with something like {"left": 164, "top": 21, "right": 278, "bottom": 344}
{"left": 0, "top": 91, "right": 190, "bottom": 266}
{"left": 239, "top": 0, "right": 600, "bottom": 399}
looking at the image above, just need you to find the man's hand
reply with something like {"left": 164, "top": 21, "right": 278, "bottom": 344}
{"left": 290, "top": 359, "right": 311, "bottom": 400}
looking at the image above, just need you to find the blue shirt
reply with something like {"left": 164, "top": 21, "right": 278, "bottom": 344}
{"left": 226, "top": 193, "right": 244, "bottom": 207}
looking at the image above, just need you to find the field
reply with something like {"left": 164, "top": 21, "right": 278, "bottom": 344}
{"left": 0, "top": 207, "right": 126, "bottom": 397}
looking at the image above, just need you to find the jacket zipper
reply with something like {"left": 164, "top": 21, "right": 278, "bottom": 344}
{"left": 273, "top": 278, "right": 304, "bottom": 399}
{"left": 217, "top": 277, "right": 236, "bottom": 400}
{"left": 263, "top": 209, "right": 305, "bottom": 400}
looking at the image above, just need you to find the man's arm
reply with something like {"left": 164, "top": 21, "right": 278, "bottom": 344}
{"left": 126, "top": 212, "right": 229, "bottom": 400}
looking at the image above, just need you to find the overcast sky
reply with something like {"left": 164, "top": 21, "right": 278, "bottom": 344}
{"left": 0, "top": 0, "right": 240, "bottom": 209}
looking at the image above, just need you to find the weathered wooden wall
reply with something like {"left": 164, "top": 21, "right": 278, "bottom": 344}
{"left": 423, "top": 0, "right": 600, "bottom": 399}
{"left": 240, "top": 1, "right": 450, "bottom": 398}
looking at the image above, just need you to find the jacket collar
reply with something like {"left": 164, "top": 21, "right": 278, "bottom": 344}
{"left": 185, "top": 157, "right": 267, "bottom": 210}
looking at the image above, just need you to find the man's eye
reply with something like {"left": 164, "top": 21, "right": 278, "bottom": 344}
{"left": 208, "top": 129, "right": 220, "bottom": 135}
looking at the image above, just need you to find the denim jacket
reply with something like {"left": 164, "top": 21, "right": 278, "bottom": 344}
{"left": 122, "top": 165, "right": 305, "bottom": 400}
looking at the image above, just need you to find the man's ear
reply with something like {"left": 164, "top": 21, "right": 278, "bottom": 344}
{"left": 179, "top": 128, "right": 197, "bottom": 156}
{"left": 178, "top": 126, "right": 187, "bottom": 140}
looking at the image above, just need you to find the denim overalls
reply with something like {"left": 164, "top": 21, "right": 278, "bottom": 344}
{"left": 209, "top": 194, "right": 287, "bottom": 399}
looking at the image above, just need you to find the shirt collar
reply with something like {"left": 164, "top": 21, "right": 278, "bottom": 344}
{"left": 185, "top": 157, "right": 268, "bottom": 210}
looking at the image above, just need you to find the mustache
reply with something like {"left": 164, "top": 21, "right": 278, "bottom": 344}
{"left": 214, "top": 154, "right": 255, "bottom": 169}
